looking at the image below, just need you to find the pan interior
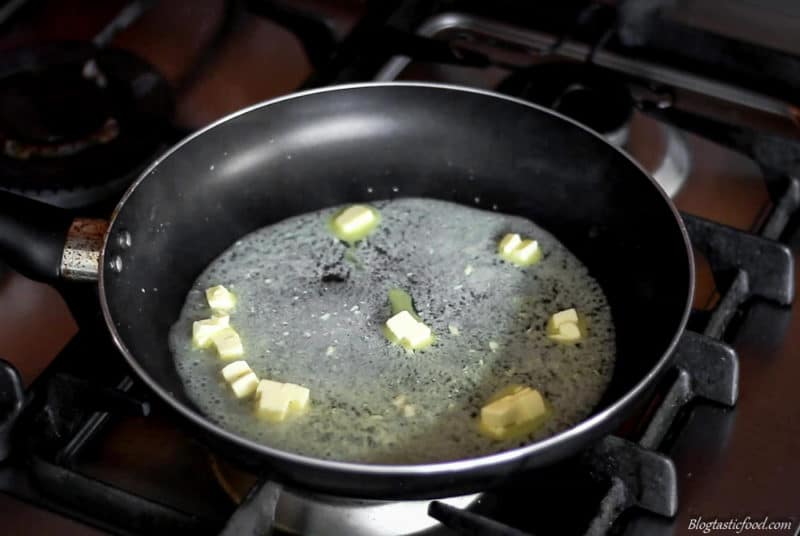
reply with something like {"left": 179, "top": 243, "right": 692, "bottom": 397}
{"left": 169, "top": 198, "right": 616, "bottom": 463}
{"left": 101, "top": 85, "right": 692, "bottom": 468}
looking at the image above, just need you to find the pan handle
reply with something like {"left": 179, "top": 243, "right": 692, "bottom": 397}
{"left": 0, "top": 190, "right": 72, "bottom": 282}
{"left": 0, "top": 190, "right": 108, "bottom": 282}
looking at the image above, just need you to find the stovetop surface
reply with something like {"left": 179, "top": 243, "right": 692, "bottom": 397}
{"left": 1, "top": 1, "right": 800, "bottom": 535}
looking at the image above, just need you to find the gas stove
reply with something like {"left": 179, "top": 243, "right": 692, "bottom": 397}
{"left": 1, "top": 2, "right": 799, "bottom": 535}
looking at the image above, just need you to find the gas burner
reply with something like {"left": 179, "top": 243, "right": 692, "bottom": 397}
{"left": 0, "top": 43, "right": 174, "bottom": 208}
{"left": 497, "top": 62, "right": 690, "bottom": 197}
{"left": 498, "top": 63, "right": 634, "bottom": 146}
{"left": 211, "top": 456, "right": 479, "bottom": 536}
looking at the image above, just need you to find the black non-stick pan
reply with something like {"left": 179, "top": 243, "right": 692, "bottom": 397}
{"left": 0, "top": 83, "right": 693, "bottom": 499}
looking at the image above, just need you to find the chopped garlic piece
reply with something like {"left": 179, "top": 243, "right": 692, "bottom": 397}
{"left": 211, "top": 327, "right": 244, "bottom": 360}
{"left": 192, "top": 314, "right": 230, "bottom": 348}
{"left": 325, "top": 346, "right": 336, "bottom": 356}
{"left": 387, "top": 288, "right": 419, "bottom": 320}
{"left": 489, "top": 341, "right": 499, "bottom": 352}
{"left": 448, "top": 323, "right": 460, "bottom": 336}
{"left": 392, "top": 394, "right": 407, "bottom": 408}
{"left": 464, "top": 264, "right": 474, "bottom": 276}
{"left": 385, "top": 310, "right": 433, "bottom": 349}
{"left": 230, "top": 372, "right": 259, "bottom": 399}
{"left": 221, "top": 360, "right": 251, "bottom": 382}
{"left": 403, "top": 404, "right": 416, "bottom": 418}
{"left": 256, "top": 379, "right": 310, "bottom": 422}
{"left": 206, "top": 285, "right": 236, "bottom": 312}
{"left": 479, "top": 386, "right": 548, "bottom": 440}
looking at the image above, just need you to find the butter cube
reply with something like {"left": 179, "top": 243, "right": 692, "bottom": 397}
{"left": 385, "top": 310, "right": 433, "bottom": 350}
{"left": 211, "top": 327, "right": 244, "bottom": 360}
{"left": 331, "top": 204, "right": 380, "bottom": 242}
{"left": 192, "top": 314, "right": 230, "bottom": 348}
{"left": 335, "top": 205, "right": 375, "bottom": 234}
{"left": 498, "top": 234, "right": 542, "bottom": 267}
{"left": 547, "top": 308, "right": 579, "bottom": 332}
{"left": 385, "top": 310, "right": 419, "bottom": 339}
{"left": 481, "top": 388, "right": 545, "bottom": 428}
{"left": 221, "top": 360, "right": 251, "bottom": 382}
{"left": 282, "top": 383, "right": 310, "bottom": 412}
{"left": 255, "top": 379, "right": 287, "bottom": 421}
{"left": 256, "top": 379, "right": 310, "bottom": 422}
{"left": 546, "top": 308, "right": 585, "bottom": 343}
{"left": 510, "top": 240, "right": 541, "bottom": 265}
{"left": 206, "top": 285, "right": 236, "bottom": 312}
{"left": 479, "top": 386, "right": 547, "bottom": 440}
{"left": 230, "top": 371, "right": 259, "bottom": 399}
{"left": 498, "top": 233, "right": 522, "bottom": 256}
{"left": 548, "top": 322, "right": 582, "bottom": 342}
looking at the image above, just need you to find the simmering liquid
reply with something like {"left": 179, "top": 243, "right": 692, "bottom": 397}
{"left": 169, "top": 198, "right": 616, "bottom": 464}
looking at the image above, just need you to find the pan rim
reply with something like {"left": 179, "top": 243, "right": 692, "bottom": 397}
{"left": 99, "top": 82, "right": 695, "bottom": 479}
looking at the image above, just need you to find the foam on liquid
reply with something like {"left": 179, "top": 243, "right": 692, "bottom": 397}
{"left": 169, "top": 198, "right": 616, "bottom": 464}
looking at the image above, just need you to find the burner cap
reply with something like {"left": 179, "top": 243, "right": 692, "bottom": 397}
{"left": 0, "top": 43, "right": 174, "bottom": 208}
{"left": 498, "top": 63, "right": 633, "bottom": 141}
{"left": 498, "top": 62, "right": 690, "bottom": 197}
{"left": 0, "top": 62, "right": 112, "bottom": 144}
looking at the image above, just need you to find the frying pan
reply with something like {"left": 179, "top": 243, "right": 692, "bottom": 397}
{"left": 0, "top": 83, "right": 693, "bottom": 499}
